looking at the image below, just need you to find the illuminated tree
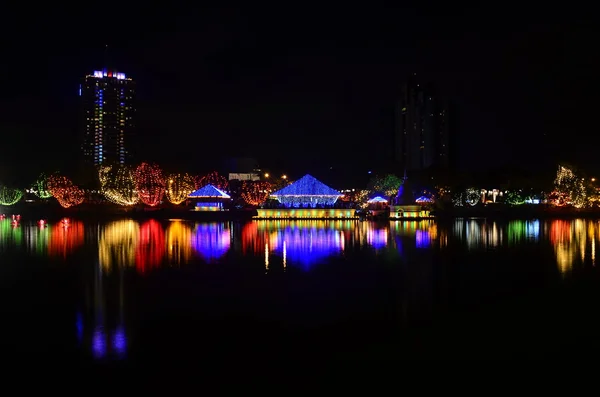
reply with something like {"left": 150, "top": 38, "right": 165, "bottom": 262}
{"left": 554, "top": 165, "right": 587, "bottom": 208}
{"left": 452, "top": 187, "right": 480, "bottom": 207}
{"left": 134, "top": 162, "right": 165, "bottom": 206}
{"left": 166, "top": 173, "right": 196, "bottom": 205}
{"left": 504, "top": 190, "right": 526, "bottom": 205}
{"left": 196, "top": 171, "right": 228, "bottom": 190}
{"left": 354, "top": 189, "right": 370, "bottom": 208}
{"left": 98, "top": 165, "right": 139, "bottom": 206}
{"left": 241, "top": 181, "right": 272, "bottom": 205}
{"left": 47, "top": 175, "right": 85, "bottom": 208}
{"left": 367, "top": 174, "right": 402, "bottom": 196}
{"left": 32, "top": 173, "right": 52, "bottom": 199}
{"left": 0, "top": 186, "right": 23, "bottom": 205}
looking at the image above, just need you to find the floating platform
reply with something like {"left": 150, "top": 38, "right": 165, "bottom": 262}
{"left": 254, "top": 208, "right": 359, "bottom": 220}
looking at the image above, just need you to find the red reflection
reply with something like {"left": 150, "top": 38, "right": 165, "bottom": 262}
{"left": 135, "top": 219, "right": 165, "bottom": 274}
{"left": 241, "top": 222, "right": 265, "bottom": 255}
{"left": 48, "top": 220, "right": 85, "bottom": 258}
{"left": 550, "top": 220, "right": 572, "bottom": 245}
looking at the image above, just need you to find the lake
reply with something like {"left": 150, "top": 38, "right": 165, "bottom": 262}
{"left": 1, "top": 217, "right": 599, "bottom": 365}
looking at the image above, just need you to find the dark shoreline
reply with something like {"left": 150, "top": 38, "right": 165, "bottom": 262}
{"left": 3, "top": 203, "right": 600, "bottom": 221}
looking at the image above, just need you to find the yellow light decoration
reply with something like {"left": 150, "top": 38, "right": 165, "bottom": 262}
{"left": 166, "top": 173, "right": 196, "bottom": 205}
{"left": 47, "top": 175, "right": 85, "bottom": 208}
{"left": 98, "top": 165, "right": 139, "bottom": 206}
{"left": 553, "top": 165, "right": 587, "bottom": 208}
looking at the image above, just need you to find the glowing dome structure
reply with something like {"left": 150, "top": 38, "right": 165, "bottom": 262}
{"left": 270, "top": 174, "right": 342, "bottom": 208}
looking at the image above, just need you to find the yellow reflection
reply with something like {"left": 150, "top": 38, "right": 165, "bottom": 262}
{"left": 549, "top": 219, "right": 600, "bottom": 275}
{"left": 98, "top": 220, "right": 139, "bottom": 273}
{"left": 165, "top": 221, "right": 193, "bottom": 265}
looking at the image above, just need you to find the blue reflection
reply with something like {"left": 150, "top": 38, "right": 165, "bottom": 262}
{"left": 367, "top": 228, "right": 388, "bottom": 249}
{"left": 526, "top": 220, "right": 540, "bottom": 240}
{"left": 191, "top": 223, "right": 231, "bottom": 263}
{"left": 270, "top": 225, "right": 344, "bottom": 269}
{"left": 415, "top": 230, "right": 431, "bottom": 248}
{"left": 92, "top": 327, "right": 106, "bottom": 359}
{"left": 112, "top": 326, "right": 127, "bottom": 357}
{"left": 76, "top": 312, "right": 84, "bottom": 342}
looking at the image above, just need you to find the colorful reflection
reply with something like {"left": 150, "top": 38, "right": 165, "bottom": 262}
{"left": 548, "top": 219, "right": 592, "bottom": 275}
{"left": 507, "top": 220, "right": 540, "bottom": 246}
{"left": 366, "top": 225, "right": 388, "bottom": 249}
{"left": 47, "top": 220, "right": 85, "bottom": 258}
{"left": 390, "top": 220, "right": 444, "bottom": 250}
{"left": 453, "top": 219, "right": 503, "bottom": 250}
{"left": 166, "top": 221, "right": 193, "bottom": 265}
{"left": 255, "top": 220, "right": 350, "bottom": 269}
{"left": 98, "top": 220, "right": 140, "bottom": 273}
{"left": 191, "top": 223, "right": 231, "bottom": 263}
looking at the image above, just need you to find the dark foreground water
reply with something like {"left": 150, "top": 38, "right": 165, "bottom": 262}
{"left": 1, "top": 217, "right": 599, "bottom": 366}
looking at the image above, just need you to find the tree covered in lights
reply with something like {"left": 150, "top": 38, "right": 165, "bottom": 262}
{"left": 452, "top": 187, "right": 480, "bottom": 207}
{"left": 98, "top": 165, "right": 139, "bottom": 206}
{"left": 47, "top": 175, "right": 85, "bottom": 208}
{"left": 196, "top": 171, "right": 228, "bottom": 190}
{"left": 134, "top": 163, "right": 166, "bottom": 207}
{"left": 166, "top": 173, "right": 196, "bottom": 205}
{"left": 241, "top": 181, "right": 272, "bottom": 206}
{"left": 0, "top": 185, "right": 23, "bottom": 206}
{"left": 32, "top": 173, "right": 52, "bottom": 199}
{"left": 553, "top": 165, "right": 587, "bottom": 208}
{"left": 367, "top": 174, "right": 402, "bottom": 197}
{"left": 504, "top": 190, "right": 526, "bottom": 205}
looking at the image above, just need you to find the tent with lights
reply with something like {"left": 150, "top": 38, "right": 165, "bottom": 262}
{"left": 188, "top": 184, "right": 231, "bottom": 211}
{"left": 270, "top": 174, "right": 342, "bottom": 208}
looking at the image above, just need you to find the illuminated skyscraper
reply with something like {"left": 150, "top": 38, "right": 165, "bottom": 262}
{"left": 80, "top": 70, "right": 135, "bottom": 166}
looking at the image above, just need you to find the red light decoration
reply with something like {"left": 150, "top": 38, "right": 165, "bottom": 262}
{"left": 195, "top": 171, "right": 228, "bottom": 190}
{"left": 241, "top": 181, "right": 272, "bottom": 206}
{"left": 133, "top": 162, "right": 166, "bottom": 207}
{"left": 47, "top": 175, "right": 85, "bottom": 208}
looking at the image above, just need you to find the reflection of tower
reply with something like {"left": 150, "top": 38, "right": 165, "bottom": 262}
{"left": 79, "top": 261, "right": 127, "bottom": 360}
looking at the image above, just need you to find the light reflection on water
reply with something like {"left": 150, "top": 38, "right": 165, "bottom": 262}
{"left": 5, "top": 217, "right": 600, "bottom": 359}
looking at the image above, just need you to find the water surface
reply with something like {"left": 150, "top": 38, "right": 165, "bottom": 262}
{"left": 1, "top": 217, "right": 599, "bottom": 364}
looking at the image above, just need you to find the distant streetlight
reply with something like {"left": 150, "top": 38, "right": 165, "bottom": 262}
{"left": 593, "top": 178, "right": 596, "bottom": 182}
{"left": 282, "top": 175, "right": 287, "bottom": 180}
{"left": 264, "top": 173, "right": 269, "bottom": 178}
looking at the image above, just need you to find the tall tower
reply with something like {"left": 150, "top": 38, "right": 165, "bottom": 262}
{"left": 394, "top": 74, "right": 450, "bottom": 173}
{"left": 80, "top": 69, "right": 135, "bottom": 166}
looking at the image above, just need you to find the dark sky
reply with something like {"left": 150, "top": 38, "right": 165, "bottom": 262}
{"left": 0, "top": 5, "right": 596, "bottom": 185}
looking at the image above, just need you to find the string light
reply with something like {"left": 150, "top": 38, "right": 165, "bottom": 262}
{"left": 98, "top": 165, "right": 139, "bottom": 206}
{"left": 133, "top": 162, "right": 165, "bottom": 207}
{"left": 32, "top": 173, "right": 52, "bottom": 199}
{"left": 0, "top": 186, "right": 23, "bottom": 205}
{"left": 368, "top": 174, "right": 402, "bottom": 197}
{"left": 241, "top": 181, "right": 272, "bottom": 205}
{"left": 166, "top": 173, "right": 195, "bottom": 205}
{"left": 195, "top": 171, "right": 228, "bottom": 190}
{"left": 270, "top": 174, "right": 341, "bottom": 208}
{"left": 47, "top": 175, "right": 85, "bottom": 208}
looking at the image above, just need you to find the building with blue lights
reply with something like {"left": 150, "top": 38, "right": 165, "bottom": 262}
{"left": 81, "top": 69, "right": 135, "bottom": 166}
{"left": 270, "top": 174, "right": 342, "bottom": 208}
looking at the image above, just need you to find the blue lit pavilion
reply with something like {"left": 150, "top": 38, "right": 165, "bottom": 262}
{"left": 270, "top": 174, "right": 342, "bottom": 208}
{"left": 188, "top": 184, "right": 230, "bottom": 211}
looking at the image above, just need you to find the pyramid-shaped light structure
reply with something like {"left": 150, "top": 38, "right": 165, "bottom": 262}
{"left": 188, "top": 184, "right": 230, "bottom": 199}
{"left": 270, "top": 174, "right": 341, "bottom": 208}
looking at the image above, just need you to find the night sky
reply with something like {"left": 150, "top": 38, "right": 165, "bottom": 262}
{"left": 0, "top": 5, "right": 596, "bottom": 185}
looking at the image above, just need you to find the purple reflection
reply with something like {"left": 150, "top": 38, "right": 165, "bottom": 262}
{"left": 112, "top": 326, "right": 127, "bottom": 357}
{"left": 415, "top": 230, "right": 431, "bottom": 248}
{"left": 191, "top": 223, "right": 231, "bottom": 263}
{"left": 271, "top": 226, "right": 344, "bottom": 269}
{"left": 367, "top": 228, "right": 388, "bottom": 249}
{"left": 92, "top": 327, "right": 106, "bottom": 359}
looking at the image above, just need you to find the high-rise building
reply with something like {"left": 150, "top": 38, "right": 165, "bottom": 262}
{"left": 394, "top": 75, "right": 451, "bottom": 172}
{"left": 80, "top": 69, "right": 135, "bottom": 166}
